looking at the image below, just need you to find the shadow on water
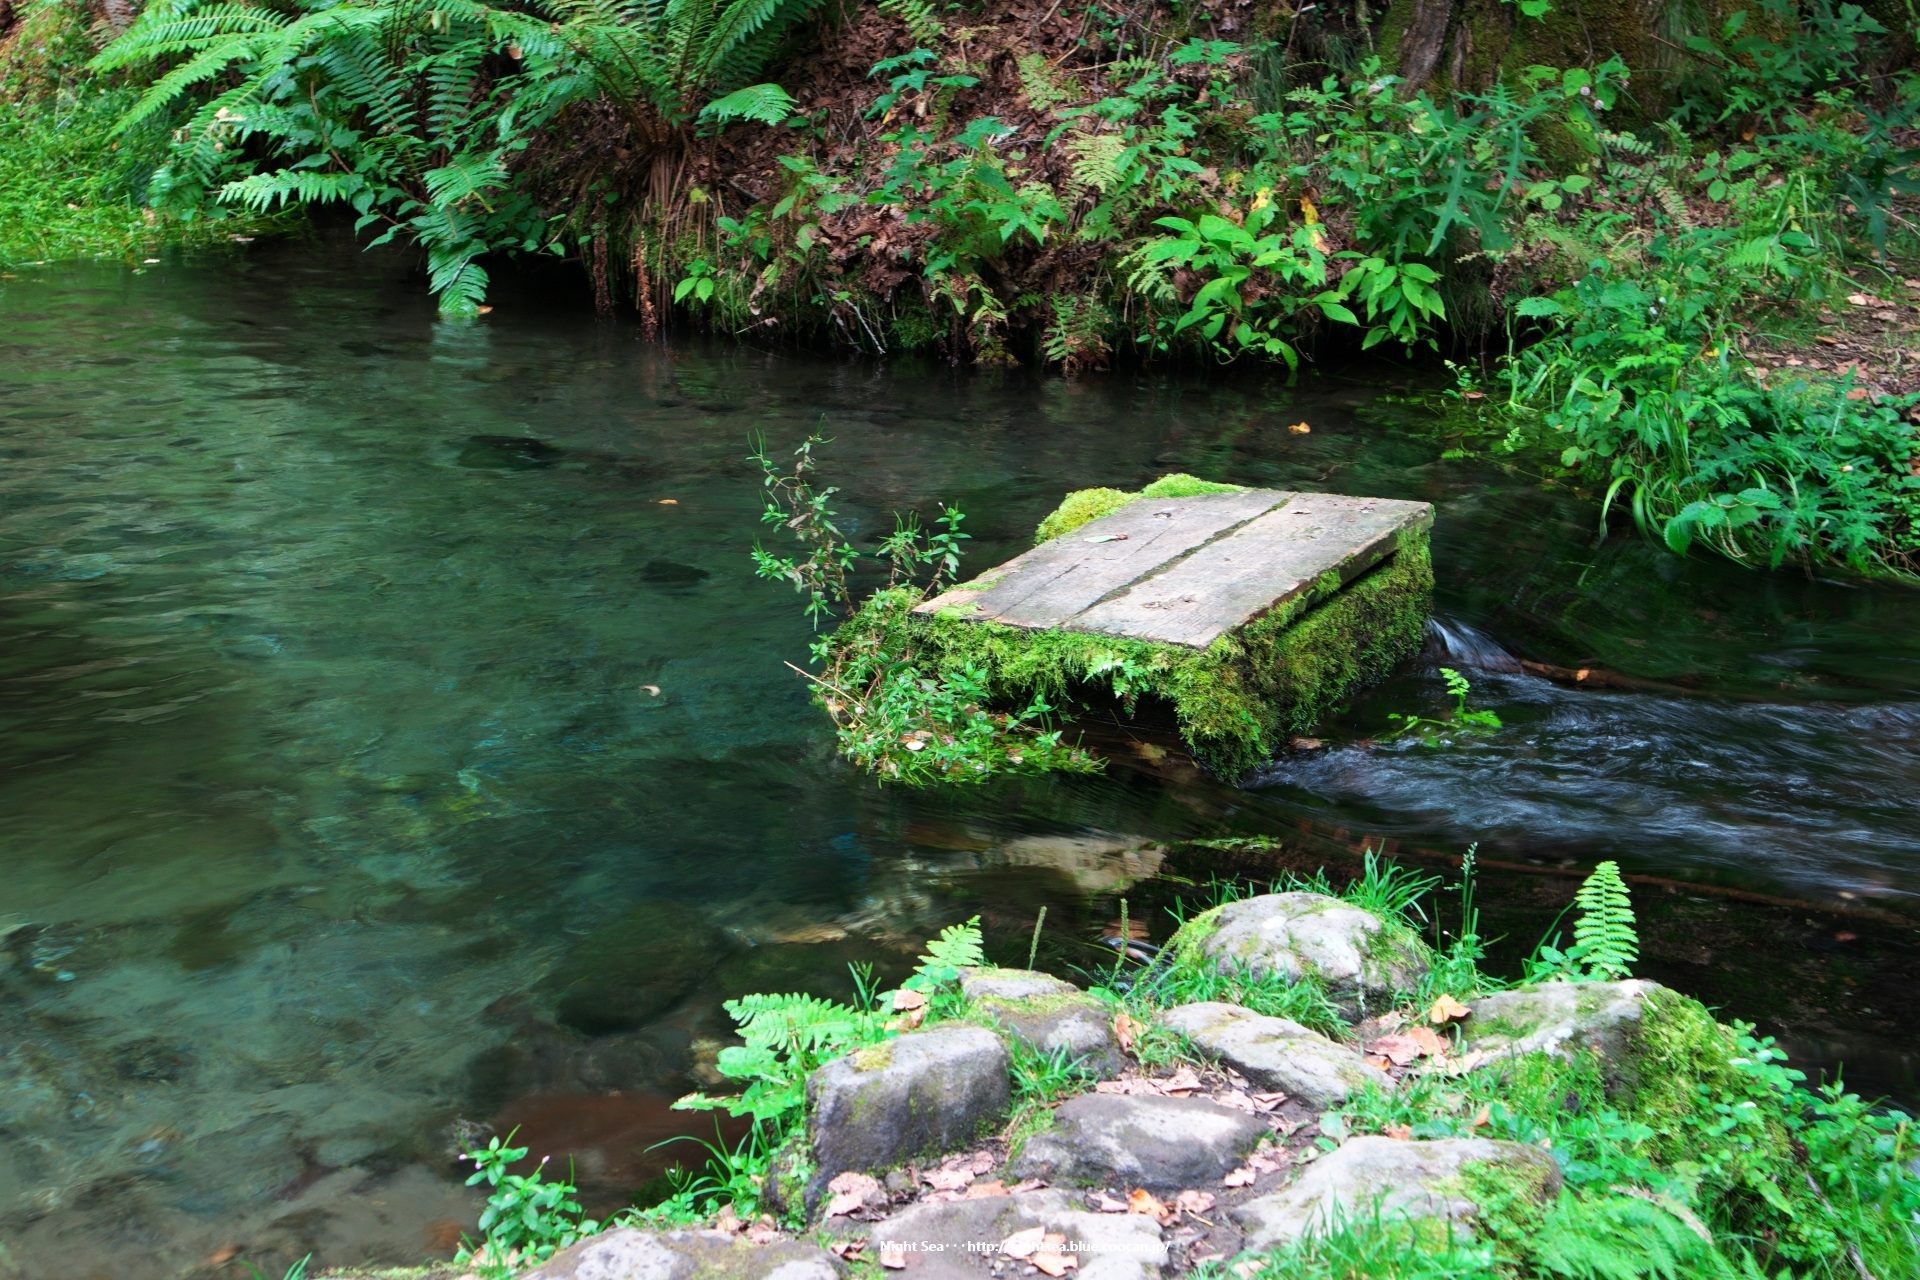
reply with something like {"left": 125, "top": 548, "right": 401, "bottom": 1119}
{"left": 1, "top": 237, "right": 1918, "bottom": 1277}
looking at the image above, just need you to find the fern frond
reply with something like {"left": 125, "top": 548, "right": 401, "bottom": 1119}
{"left": 877, "top": 0, "right": 941, "bottom": 47}
{"left": 906, "top": 915, "right": 985, "bottom": 992}
{"left": 1572, "top": 861, "right": 1637, "bottom": 980}
{"left": 699, "top": 82, "right": 794, "bottom": 125}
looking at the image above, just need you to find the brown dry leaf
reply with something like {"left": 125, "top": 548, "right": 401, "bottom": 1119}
{"left": 825, "top": 1171, "right": 884, "bottom": 1218}
{"left": 879, "top": 1242, "right": 909, "bottom": 1270}
{"left": 747, "top": 1225, "right": 779, "bottom": 1244}
{"left": 1213, "top": 1089, "right": 1258, "bottom": 1113}
{"left": 1846, "top": 388, "right": 1871, "bottom": 401}
{"left": 1174, "top": 1190, "right": 1217, "bottom": 1216}
{"left": 966, "top": 1179, "right": 1008, "bottom": 1199}
{"left": 1127, "top": 1188, "right": 1169, "bottom": 1220}
{"left": 1437, "top": 1049, "right": 1490, "bottom": 1078}
{"left": 1001, "top": 1227, "right": 1048, "bottom": 1259}
{"left": 1231, "top": 1258, "right": 1264, "bottom": 1279}
{"left": 1472, "top": 1105, "right": 1493, "bottom": 1129}
{"left": 1247, "top": 1150, "right": 1285, "bottom": 1174}
{"left": 1250, "top": 1091, "right": 1287, "bottom": 1111}
{"left": 1427, "top": 994, "right": 1471, "bottom": 1024}
{"left": 1190, "top": 1252, "right": 1226, "bottom": 1266}
{"left": 1366, "top": 1034, "right": 1423, "bottom": 1067}
{"left": 923, "top": 1166, "right": 975, "bottom": 1193}
{"left": 715, "top": 1205, "right": 746, "bottom": 1234}
{"left": 1113, "top": 1011, "right": 1138, "bottom": 1056}
{"left": 1222, "top": 1166, "right": 1256, "bottom": 1187}
{"left": 1848, "top": 293, "right": 1872, "bottom": 306}
{"left": 1373, "top": 1010, "right": 1407, "bottom": 1033}
{"left": 1089, "top": 1190, "right": 1129, "bottom": 1212}
{"left": 657, "top": 498, "right": 680, "bottom": 505}
{"left": 1384, "top": 1124, "right": 1413, "bottom": 1141}
{"left": 1160, "top": 1067, "right": 1202, "bottom": 1095}
{"left": 1364, "top": 1053, "right": 1393, "bottom": 1071}
{"left": 1407, "top": 1025, "right": 1449, "bottom": 1058}
{"left": 1009, "top": 1178, "right": 1047, "bottom": 1193}
{"left": 1817, "top": 334, "right": 1841, "bottom": 346}
{"left": 893, "top": 988, "right": 929, "bottom": 1012}
{"left": 889, "top": 1005, "right": 928, "bottom": 1031}
{"left": 207, "top": 1246, "right": 239, "bottom": 1265}
{"left": 832, "top": 1240, "right": 868, "bottom": 1261}
{"left": 1287, "top": 421, "right": 1312, "bottom": 434}
{"left": 1032, "top": 1236, "right": 1078, "bottom": 1277}
{"left": 1093, "top": 1079, "right": 1133, "bottom": 1094}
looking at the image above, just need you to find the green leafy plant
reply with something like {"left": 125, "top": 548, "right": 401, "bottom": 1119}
{"left": 1385, "top": 667, "right": 1504, "bottom": 743}
{"left": 459, "top": 1131, "right": 600, "bottom": 1278}
{"left": 1527, "top": 861, "right": 1638, "bottom": 982}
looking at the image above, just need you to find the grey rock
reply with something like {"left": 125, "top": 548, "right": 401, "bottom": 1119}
{"left": 869, "top": 1187, "right": 1167, "bottom": 1280}
{"left": 961, "top": 967, "right": 1081, "bottom": 1003}
{"left": 524, "top": 1228, "right": 843, "bottom": 1280}
{"left": 1010, "top": 1093, "right": 1266, "bottom": 1191}
{"left": 1458, "top": 981, "right": 1664, "bottom": 1082}
{"left": 967, "top": 972, "right": 1125, "bottom": 1079}
{"left": 542, "top": 903, "right": 732, "bottom": 1035}
{"left": 1231, "top": 1136, "right": 1561, "bottom": 1249}
{"left": 1171, "top": 893, "right": 1427, "bottom": 1021}
{"left": 808, "top": 1026, "right": 1009, "bottom": 1202}
{"left": 1157, "top": 1002, "right": 1388, "bottom": 1109}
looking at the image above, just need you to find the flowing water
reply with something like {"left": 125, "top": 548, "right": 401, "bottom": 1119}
{"left": 3, "top": 242, "right": 1919, "bottom": 1279}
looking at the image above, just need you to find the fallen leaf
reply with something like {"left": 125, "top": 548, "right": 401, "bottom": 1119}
{"left": 1847, "top": 293, "right": 1872, "bottom": 306}
{"left": 832, "top": 1240, "right": 867, "bottom": 1260}
{"left": 1384, "top": 1124, "right": 1413, "bottom": 1140}
{"left": 1250, "top": 1091, "right": 1287, "bottom": 1111}
{"left": 1001, "top": 1227, "right": 1048, "bottom": 1259}
{"left": 1846, "top": 388, "right": 1870, "bottom": 401}
{"left": 1231, "top": 1258, "right": 1264, "bottom": 1279}
{"left": 1427, "top": 994, "right": 1470, "bottom": 1024}
{"left": 747, "top": 1225, "right": 779, "bottom": 1243}
{"left": 1190, "top": 1252, "right": 1226, "bottom": 1266}
{"left": 967, "top": 1179, "right": 1008, "bottom": 1199}
{"left": 1247, "top": 1150, "right": 1285, "bottom": 1174}
{"left": 1128, "top": 1188, "right": 1169, "bottom": 1221}
{"left": 1174, "top": 1190, "right": 1217, "bottom": 1215}
{"left": 1213, "top": 1089, "right": 1258, "bottom": 1113}
{"left": 1364, "top": 1053, "right": 1393, "bottom": 1071}
{"left": 825, "top": 1171, "right": 884, "bottom": 1218}
{"left": 879, "top": 1242, "right": 908, "bottom": 1269}
{"left": 641, "top": 684, "right": 662, "bottom": 696}
{"left": 1089, "top": 1190, "right": 1129, "bottom": 1212}
{"left": 1407, "top": 1025, "right": 1449, "bottom": 1058}
{"left": 1222, "top": 1166, "right": 1256, "bottom": 1187}
{"left": 1816, "top": 334, "right": 1840, "bottom": 346}
{"left": 1372, "top": 1010, "right": 1407, "bottom": 1033}
{"left": 658, "top": 498, "right": 679, "bottom": 505}
{"left": 923, "top": 1166, "right": 974, "bottom": 1193}
{"left": 1009, "top": 1178, "right": 1047, "bottom": 1193}
{"left": 1472, "top": 1105, "right": 1492, "bottom": 1129}
{"left": 1366, "top": 1034, "right": 1423, "bottom": 1066}
{"left": 1113, "top": 1011, "right": 1138, "bottom": 1056}
{"left": 1032, "top": 1235, "right": 1077, "bottom": 1277}
{"left": 207, "top": 1246, "right": 239, "bottom": 1265}
{"left": 715, "top": 1205, "right": 746, "bottom": 1234}
{"left": 1160, "top": 1067, "right": 1202, "bottom": 1095}
{"left": 1287, "top": 421, "right": 1312, "bottom": 434}
{"left": 893, "top": 989, "right": 929, "bottom": 1011}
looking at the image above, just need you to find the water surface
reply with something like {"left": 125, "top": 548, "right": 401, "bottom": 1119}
{"left": 3, "top": 243, "right": 1918, "bottom": 1279}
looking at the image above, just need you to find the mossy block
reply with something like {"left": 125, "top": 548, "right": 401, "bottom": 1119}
{"left": 1034, "top": 473, "right": 1245, "bottom": 543}
{"left": 884, "top": 487, "right": 1435, "bottom": 777}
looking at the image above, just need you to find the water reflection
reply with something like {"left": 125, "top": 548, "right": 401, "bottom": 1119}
{"left": 2, "top": 243, "right": 1918, "bottom": 1277}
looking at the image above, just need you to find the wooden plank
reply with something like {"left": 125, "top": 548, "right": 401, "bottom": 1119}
{"left": 914, "top": 489, "right": 1291, "bottom": 629}
{"left": 1066, "top": 494, "right": 1432, "bottom": 648}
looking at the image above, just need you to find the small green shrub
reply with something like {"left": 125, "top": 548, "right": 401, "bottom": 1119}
{"left": 1526, "top": 860, "right": 1639, "bottom": 983}
{"left": 459, "top": 1132, "right": 600, "bottom": 1278}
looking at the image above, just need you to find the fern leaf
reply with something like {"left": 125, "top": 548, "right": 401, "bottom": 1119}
{"left": 1572, "top": 861, "right": 1637, "bottom": 980}
{"left": 699, "top": 82, "right": 795, "bottom": 125}
{"left": 907, "top": 915, "right": 984, "bottom": 991}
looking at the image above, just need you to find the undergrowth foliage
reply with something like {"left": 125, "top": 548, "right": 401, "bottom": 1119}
{"left": 751, "top": 433, "right": 1099, "bottom": 783}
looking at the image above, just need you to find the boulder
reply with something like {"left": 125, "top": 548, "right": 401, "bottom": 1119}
{"left": 808, "top": 1026, "right": 1009, "bottom": 1203}
{"left": 965, "top": 969, "right": 1125, "bottom": 1079}
{"left": 867, "top": 1186, "right": 1167, "bottom": 1280}
{"left": 1010, "top": 1093, "right": 1266, "bottom": 1191}
{"left": 1157, "top": 1002, "right": 1389, "bottom": 1109}
{"left": 523, "top": 1227, "right": 842, "bottom": 1280}
{"left": 1231, "top": 1136, "right": 1561, "bottom": 1249}
{"left": 1171, "top": 893, "right": 1427, "bottom": 1021}
{"left": 542, "top": 903, "right": 732, "bottom": 1035}
{"left": 1457, "top": 981, "right": 1664, "bottom": 1083}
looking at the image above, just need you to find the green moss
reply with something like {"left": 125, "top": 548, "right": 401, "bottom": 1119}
{"left": 1034, "top": 487, "right": 1137, "bottom": 543}
{"left": 831, "top": 525, "right": 1432, "bottom": 779}
{"left": 1031, "top": 473, "right": 1245, "bottom": 543}
{"left": 851, "top": 1042, "right": 895, "bottom": 1072}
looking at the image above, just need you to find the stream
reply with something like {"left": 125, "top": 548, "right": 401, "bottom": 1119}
{"left": 3, "top": 240, "right": 1918, "bottom": 1279}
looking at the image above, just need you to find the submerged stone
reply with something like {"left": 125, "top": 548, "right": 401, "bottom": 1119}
{"left": 1009, "top": 1092, "right": 1266, "bottom": 1191}
{"left": 1230, "top": 1135, "right": 1561, "bottom": 1249}
{"left": 1157, "top": 1001, "right": 1388, "bottom": 1108}
{"left": 1170, "top": 892, "right": 1429, "bottom": 1021}
{"left": 866, "top": 1187, "right": 1167, "bottom": 1280}
{"left": 542, "top": 903, "right": 731, "bottom": 1035}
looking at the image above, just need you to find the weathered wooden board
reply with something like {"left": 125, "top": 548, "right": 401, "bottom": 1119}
{"left": 918, "top": 488, "right": 1432, "bottom": 650}
{"left": 1071, "top": 493, "right": 1432, "bottom": 648}
{"left": 914, "top": 489, "right": 1290, "bottom": 629}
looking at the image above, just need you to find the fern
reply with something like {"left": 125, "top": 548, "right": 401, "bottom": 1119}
{"left": 700, "top": 82, "right": 795, "bottom": 125}
{"left": 1571, "top": 861, "right": 1638, "bottom": 981}
{"left": 877, "top": 0, "right": 941, "bottom": 48}
{"left": 677, "top": 991, "right": 879, "bottom": 1123}
{"left": 1015, "top": 51, "right": 1071, "bottom": 113}
{"left": 905, "top": 915, "right": 984, "bottom": 993}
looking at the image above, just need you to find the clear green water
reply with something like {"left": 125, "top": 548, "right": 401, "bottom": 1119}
{"left": 3, "top": 246, "right": 1918, "bottom": 1278}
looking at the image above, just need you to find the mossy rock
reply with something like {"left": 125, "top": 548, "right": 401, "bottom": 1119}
{"left": 833, "top": 524, "right": 1432, "bottom": 779}
{"left": 1032, "top": 473, "right": 1244, "bottom": 543}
